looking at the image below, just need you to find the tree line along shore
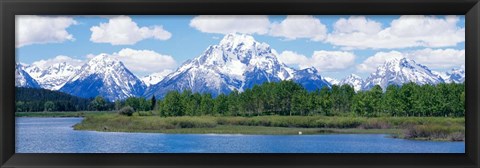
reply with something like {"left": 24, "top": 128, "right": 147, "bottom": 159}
{"left": 15, "top": 81, "right": 465, "bottom": 141}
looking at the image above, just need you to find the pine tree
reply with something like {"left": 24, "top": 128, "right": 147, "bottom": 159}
{"left": 151, "top": 95, "right": 157, "bottom": 110}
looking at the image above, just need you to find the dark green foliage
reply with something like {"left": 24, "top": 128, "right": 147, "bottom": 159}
{"left": 116, "top": 97, "right": 153, "bottom": 112}
{"left": 118, "top": 106, "right": 135, "bottom": 116}
{"left": 15, "top": 87, "right": 101, "bottom": 112}
{"left": 151, "top": 95, "right": 157, "bottom": 110}
{"left": 16, "top": 80, "right": 465, "bottom": 118}
{"left": 90, "top": 96, "right": 108, "bottom": 111}
{"left": 160, "top": 91, "right": 184, "bottom": 116}
{"left": 213, "top": 94, "right": 229, "bottom": 116}
{"left": 200, "top": 94, "right": 214, "bottom": 116}
{"left": 154, "top": 81, "right": 465, "bottom": 118}
{"left": 43, "top": 101, "right": 55, "bottom": 112}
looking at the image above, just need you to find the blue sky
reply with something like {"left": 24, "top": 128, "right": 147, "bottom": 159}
{"left": 16, "top": 15, "right": 465, "bottom": 79}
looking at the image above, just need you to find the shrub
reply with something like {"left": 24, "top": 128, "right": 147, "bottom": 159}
{"left": 403, "top": 124, "right": 464, "bottom": 140}
{"left": 138, "top": 111, "right": 153, "bottom": 116}
{"left": 118, "top": 106, "right": 135, "bottom": 116}
{"left": 358, "top": 120, "right": 391, "bottom": 129}
{"left": 448, "top": 132, "right": 465, "bottom": 141}
{"left": 166, "top": 117, "right": 217, "bottom": 128}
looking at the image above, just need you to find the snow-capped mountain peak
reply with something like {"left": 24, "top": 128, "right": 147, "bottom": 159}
{"left": 15, "top": 63, "right": 40, "bottom": 88}
{"left": 144, "top": 33, "right": 330, "bottom": 98}
{"left": 324, "top": 77, "right": 339, "bottom": 85}
{"left": 339, "top": 74, "right": 364, "bottom": 92}
{"left": 60, "top": 54, "right": 146, "bottom": 101}
{"left": 219, "top": 33, "right": 257, "bottom": 48}
{"left": 439, "top": 68, "right": 465, "bottom": 83}
{"left": 447, "top": 68, "right": 465, "bottom": 83}
{"left": 24, "top": 62, "right": 80, "bottom": 90}
{"left": 141, "top": 70, "right": 173, "bottom": 86}
{"left": 362, "top": 57, "right": 444, "bottom": 90}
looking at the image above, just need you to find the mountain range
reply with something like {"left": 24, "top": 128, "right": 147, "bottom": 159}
{"left": 25, "top": 62, "right": 79, "bottom": 90}
{"left": 58, "top": 54, "right": 146, "bottom": 101}
{"left": 144, "top": 33, "right": 330, "bottom": 98}
{"left": 15, "top": 33, "right": 465, "bottom": 101}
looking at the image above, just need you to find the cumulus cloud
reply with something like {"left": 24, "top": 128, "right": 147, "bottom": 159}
{"left": 327, "top": 15, "right": 465, "bottom": 49}
{"left": 310, "top": 51, "right": 356, "bottom": 71}
{"left": 109, "top": 48, "right": 177, "bottom": 74}
{"left": 16, "top": 15, "right": 77, "bottom": 48}
{"left": 277, "top": 51, "right": 309, "bottom": 66}
{"left": 269, "top": 15, "right": 327, "bottom": 41}
{"left": 189, "top": 15, "right": 271, "bottom": 35}
{"left": 357, "top": 51, "right": 405, "bottom": 72}
{"left": 31, "top": 55, "right": 85, "bottom": 69}
{"left": 90, "top": 16, "right": 172, "bottom": 45}
{"left": 333, "top": 16, "right": 383, "bottom": 35}
{"left": 278, "top": 50, "right": 355, "bottom": 72}
{"left": 405, "top": 48, "right": 465, "bottom": 69}
{"left": 357, "top": 48, "right": 465, "bottom": 72}
{"left": 190, "top": 15, "right": 328, "bottom": 41}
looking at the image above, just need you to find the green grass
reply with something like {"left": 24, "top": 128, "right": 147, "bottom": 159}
{"left": 71, "top": 113, "right": 464, "bottom": 141}
{"left": 104, "top": 125, "right": 402, "bottom": 135}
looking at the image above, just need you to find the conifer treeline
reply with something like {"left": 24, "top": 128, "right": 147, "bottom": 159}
{"left": 15, "top": 87, "right": 114, "bottom": 112}
{"left": 118, "top": 81, "right": 465, "bottom": 117}
{"left": 17, "top": 81, "right": 465, "bottom": 117}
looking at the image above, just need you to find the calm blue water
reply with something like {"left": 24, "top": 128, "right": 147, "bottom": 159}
{"left": 15, "top": 117, "right": 465, "bottom": 153}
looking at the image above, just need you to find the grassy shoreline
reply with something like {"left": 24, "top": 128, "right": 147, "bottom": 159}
{"left": 15, "top": 111, "right": 116, "bottom": 117}
{"left": 65, "top": 112, "right": 464, "bottom": 142}
{"left": 16, "top": 112, "right": 464, "bottom": 141}
{"left": 75, "top": 125, "right": 403, "bottom": 135}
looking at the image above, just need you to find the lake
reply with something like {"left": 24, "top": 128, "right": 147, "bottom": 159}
{"left": 15, "top": 117, "right": 465, "bottom": 153}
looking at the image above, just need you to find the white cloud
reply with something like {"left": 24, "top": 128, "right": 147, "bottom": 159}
{"left": 269, "top": 15, "right": 327, "bottom": 41}
{"left": 110, "top": 48, "right": 177, "bottom": 74}
{"left": 278, "top": 50, "right": 355, "bottom": 72}
{"left": 190, "top": 15, "right": 328, "bottom": 41}
{"left": 405, "top": 48, "right": 465, "bottom": 69}
{"left": 310, "top": 51, "right": 356, "bottom": 71}
{"left": 277, "top": 51, "right": 309, "bottom": 66}
{"left": 357, "top": 51, "right": 404, "bottom": 72}
{"left": 333, "top": 16, "right": 383, "bottom": 35}
{"left": 90, "top": 16, "right": 172, "bottom": 45}
{"left": 357, "top": 48, "right": 465, "bottom": 72}
{"left": 31, "top": 55, "right": 84, "bottom": 69}
{"left": 16, "top": 15, "right": 77, "bottom": 48}
{"left": 327, "top": 15, "right": 465, "bottom": 49}
{"left": 85, "top": 54, "right": 96, "bottom": 59}
{"left": 189, "top": 15, "right": 270, "bottom": 35}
